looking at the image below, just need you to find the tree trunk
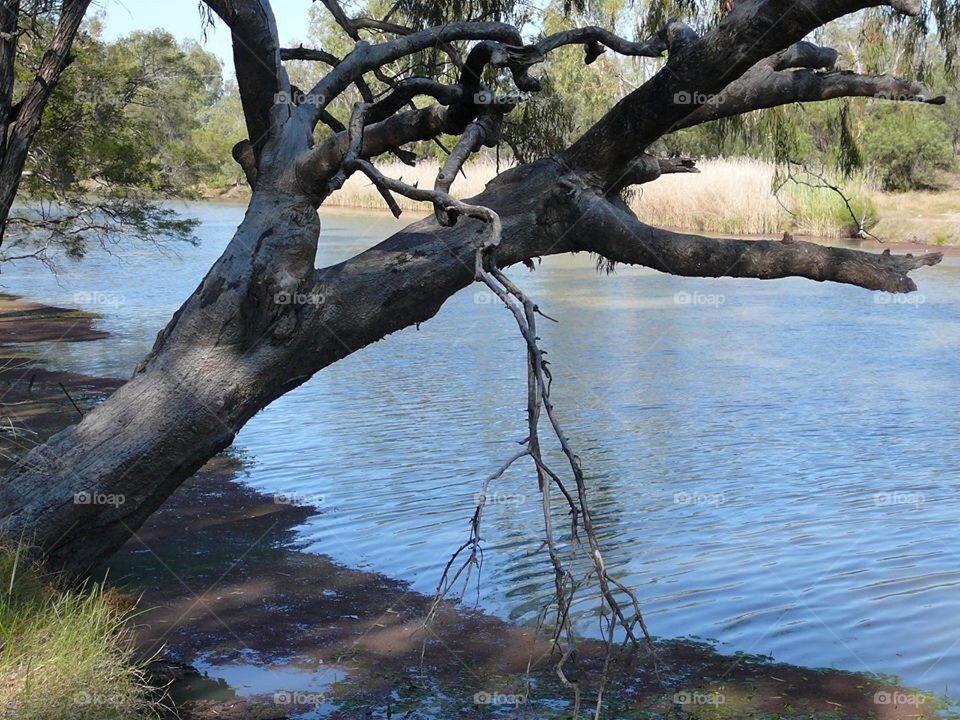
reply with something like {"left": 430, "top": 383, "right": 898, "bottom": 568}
{"left": 0, "top": 153, "right": 939, "bottom": 576}
{"left": 0, "top": 0, "right": 92, "bottom": 246}
{"left": 0, "top": 185, "right": 327, "bottom": 572}
{"left": 0, "top": 161, "right": 565, "bottom": 575}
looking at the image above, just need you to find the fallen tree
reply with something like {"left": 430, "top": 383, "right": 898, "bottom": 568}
{"left": 0, "top": 0, "right": 947, "bottom": 703}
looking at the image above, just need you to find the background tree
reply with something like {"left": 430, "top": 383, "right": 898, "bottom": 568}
{"left": 4, "top": 19, "right": 230, "bottom": 266}
{"left": 659, "top": 11, "right": 958, "bottom": 185}
{"left": 0, "top": 0, "right": 92, "bottom": 250}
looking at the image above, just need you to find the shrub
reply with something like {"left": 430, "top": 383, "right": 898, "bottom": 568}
{"left": 859, "top": 106, "right": 955, "bottom": 191}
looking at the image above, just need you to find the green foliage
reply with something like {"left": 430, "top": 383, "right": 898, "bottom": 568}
{"left": 26, "top": 28, "right": 221, "bottom": 196}
{"left": 392, "top": 0, "right": 518, "bottom": 25}
{"left": 835, "top": 101, "right": 863, "bottom": 178}
{"left": 507, "top": 76, "right": 578, "bottom": 160}
{"left": 639, "top": 0, "right": 726, "bottom": 36}
{"left": 190, "top": 81, "right": 249, "bottom": 189}
{"left": 660, "top": 93, "right": 955, "bottom": 193}
{"left": 5, "top": 21, "right": 231, "bottom": 264}
{"left": 859, "top": 104, "right": 954, "bottom": 189}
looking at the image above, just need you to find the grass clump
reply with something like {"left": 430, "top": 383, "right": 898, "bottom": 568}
{"left": 787, "top": 179, "right": 879, "bottom": 237}
{"left": 0, "top": 542, "right": 159, "bottom": 720}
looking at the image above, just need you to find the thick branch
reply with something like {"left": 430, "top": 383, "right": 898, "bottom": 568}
{"left": 297, "top": 162, "right": 940, "bottom": 384}
{"left": 562, "top": 0, "right": 923, "bottom": 183}
{"left": 295, "top": 102, "right": 462, "bottom": 196}
{"left": 770, "top": 41, "right": 839, "bottom": 70}
{"left": 678, "top": 68, "right": 945, "bottom": 128}
{"left": 613, "top": 154, "right": 698, "bottom": 189}
{"left": 582, "top": 194, "right": 942, "bottom": 293}
{"left": 202, "top": 0, "right": 286, "bottom": 167}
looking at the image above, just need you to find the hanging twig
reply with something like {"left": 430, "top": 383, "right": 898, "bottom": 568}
{"left": 348, "top": 145, "right": 659, "bottom": 713}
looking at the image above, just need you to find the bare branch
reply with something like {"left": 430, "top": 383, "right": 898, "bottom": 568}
{"left": 318, "top": 0, "right": 414, "bottom": 39}
{"left": 301, "top": 22, "right": 524, "bottom": 125}
{"left": 317, "top": 0, "right": 460, "bottom": 70}
{"left": 535, "top": 25, "right": 667, "bottom": 60}
{"left": 677, "top": 66, "right": 945, "bottom": 129}
{"left": 434, "top": 115, "right": 500, "bottom": 224}
{"left": 280, "top": 45, "right": 341, "bottom": 65}
{"left": 280, "top": 45, "right": 375, "bottom": 103}
{"left": 297, "top": 15, "right": 669, "bottom": 132}
{"left": 773, "top": 160, "right": 880, "bottom": 240}
{"left": 350, "top": 158, "right": 501, "bottom": 239}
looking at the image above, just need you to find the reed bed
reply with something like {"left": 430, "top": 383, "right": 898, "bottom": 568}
{"left": 324, "top": 156, "right": 878, "bottom": 238}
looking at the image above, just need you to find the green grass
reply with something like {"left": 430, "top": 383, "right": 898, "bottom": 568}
{"left": 785, "top": 181, "right": 879, "bottom": 238}
{"left": 0, "top": 543, "right": 160, "bottom": 720}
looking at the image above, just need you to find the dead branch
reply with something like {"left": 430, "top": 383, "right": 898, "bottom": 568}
{"left": 345, "top": 148, "right": 660, "bottom": 712}
{"left": 773, "top": 160, "right": 881, "bottom": 240}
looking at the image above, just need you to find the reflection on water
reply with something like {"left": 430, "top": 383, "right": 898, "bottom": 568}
{"left": 5, "top": 201, "right": 960, "bottom": 695}
{"left": 172, "top": 649, "right": 345, "bottom": 718}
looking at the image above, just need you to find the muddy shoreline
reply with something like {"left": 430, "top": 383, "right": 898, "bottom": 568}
{"left": 0, "top": 292, "right": 947, "bottom": 719}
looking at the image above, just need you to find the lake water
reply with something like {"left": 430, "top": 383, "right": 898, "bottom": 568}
{"left": 5, "top": 201, "right": 960, "bottom": 696}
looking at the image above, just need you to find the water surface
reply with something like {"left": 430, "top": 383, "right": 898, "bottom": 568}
{"left": 5, "top": 201, "right": 960, "bottom": 696}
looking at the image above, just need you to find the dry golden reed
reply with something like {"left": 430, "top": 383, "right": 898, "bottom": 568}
{"left": 323, "top": 157, "right": 880, "bottom": 238}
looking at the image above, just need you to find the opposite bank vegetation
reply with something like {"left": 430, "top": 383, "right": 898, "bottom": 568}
{"left": 213, "top": 157, "right": 960, "bottom": 246}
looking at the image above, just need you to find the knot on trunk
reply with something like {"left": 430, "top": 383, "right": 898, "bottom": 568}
{"left": 536, "top": 171, "right": 595, "bottom": 245}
